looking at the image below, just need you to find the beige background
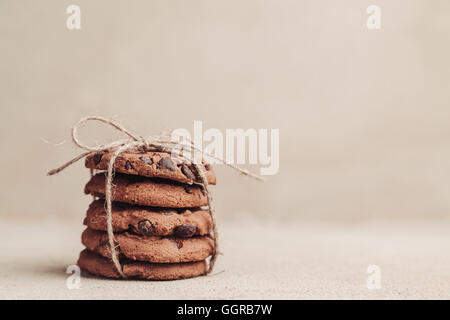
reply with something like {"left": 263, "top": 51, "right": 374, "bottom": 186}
{"left": 1, "top": 0, "right": 450, "bottom": 222}
{"left": 1, "top": 0, "right": 450, "bottom": 300}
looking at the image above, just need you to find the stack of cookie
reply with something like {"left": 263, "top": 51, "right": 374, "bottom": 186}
{"left": 77, "top": 151, "right": 216, "bottom": 280}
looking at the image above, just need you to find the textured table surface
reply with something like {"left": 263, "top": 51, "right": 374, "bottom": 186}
{"left": 0, "top": 217, "right": 449, "bottom": 299}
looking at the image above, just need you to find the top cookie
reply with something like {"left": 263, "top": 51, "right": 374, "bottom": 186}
{"left": 85, "top": 151, "right": 216, "bottom": 185}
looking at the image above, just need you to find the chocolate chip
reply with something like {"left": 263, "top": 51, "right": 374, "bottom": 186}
{"left": 93, "top": 153, "right": 103, "bottom": 165}
{"left": 128, "top": 224, "right": 139, "bottom": 234}
{"left": 183, "top": 185, "right": 193, "bottom": 194}
{"left": 137, "top": 220, "right": 155, "bottom": 236}
{"left": 125, "top": 160, "right": 134, "bottom": 170}
{"left": 181, "top": 164, "right": 196, "bottom": 180}
{"left": 204, "top": 163, "right": 211, "bottom": 171}
{"left": 171, "top": 238, "right": 184, "bottom": 249}
{"left": 157, "top": 157, "right": 176, "bottom": 171}
{"left": 174, "top": 224, "right": 197, "bottom": 238}
{"left": 139, "top": 156, "right": 153, "bottom": 165}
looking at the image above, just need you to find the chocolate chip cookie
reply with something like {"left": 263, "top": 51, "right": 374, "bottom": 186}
{"left": 84, "top": 200, "right": 213, "bottom": 237}
{"left": 81, "top": 228, "right": 214, "bottom": 263}
{"left": 85, "top": 151, "right": 216, "bottom": 185}
{"left": 84, "top": 172, "right": 208, "bottom": 208}
{"left": 78, "top": 249, "right": 207, "bottom": 280}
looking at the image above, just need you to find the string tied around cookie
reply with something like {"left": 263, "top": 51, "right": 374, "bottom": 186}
{"left": 47, "top": 116, "right": 262, "bottom": 278}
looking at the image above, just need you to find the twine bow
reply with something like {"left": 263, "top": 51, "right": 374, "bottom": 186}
{"left": 48, "top": 116, "right": 262, "bottom": 278}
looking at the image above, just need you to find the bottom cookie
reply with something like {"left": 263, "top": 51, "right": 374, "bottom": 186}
{"left": 77, "top": 249, "right": 207, "bottom": 280}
